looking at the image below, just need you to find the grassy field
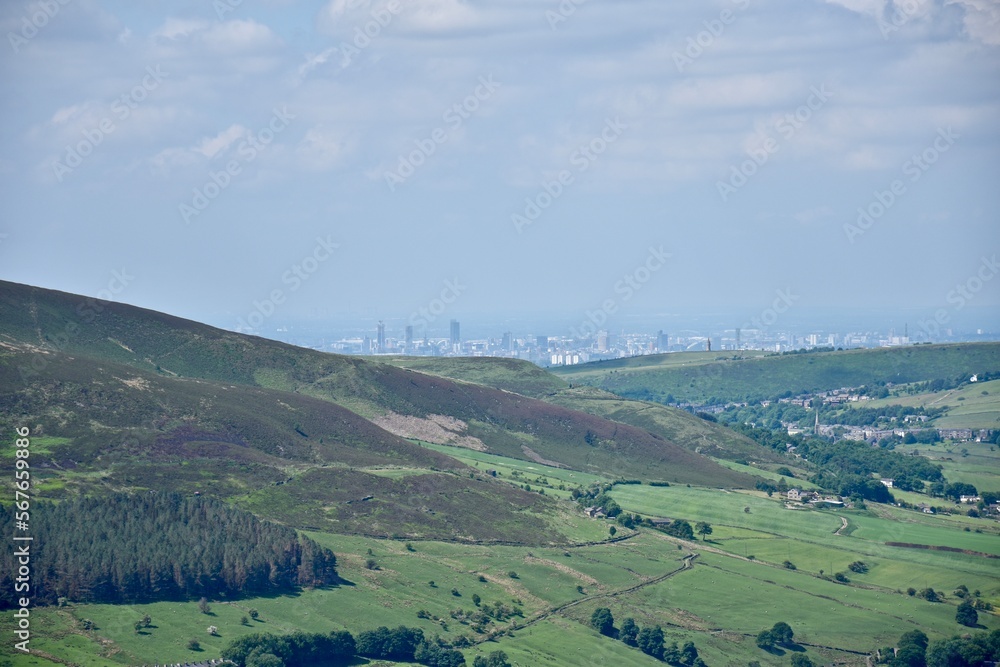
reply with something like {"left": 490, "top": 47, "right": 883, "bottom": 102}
{"left": 858, "top": 378, "right": 1000, "bottom": 430}
{"left": 551, "top": 344, "right": 1000, "bottom": 405}
{"left": 894, "top": 439, "right": 1000, "bottom": 493}
{"left": 8, "top": 448, "right": 999, "bottom": 667}
{"left": 608, "top": 484, "right": 1000, "bottom": 597}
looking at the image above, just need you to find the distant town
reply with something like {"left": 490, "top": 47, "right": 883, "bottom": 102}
{"left": 257, "top": 318, "right": 1000, "bottom": 368}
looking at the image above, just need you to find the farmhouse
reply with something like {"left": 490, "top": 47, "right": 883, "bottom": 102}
{"left": 960, "top": 495, "right": 982, "bottom": 504}
{"left": 786, "top": 489, "right": 816, "bottom": 502}
{"left": 880, "top": 478, "right": 894, "bottom": 488}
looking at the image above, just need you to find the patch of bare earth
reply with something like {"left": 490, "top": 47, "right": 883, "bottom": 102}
{"left": 524, "top": 556, "right": 599, "bottom": 586}
{"left": 520, "top": 445, "right": 566, "bottom": 468}
{"left": 372, "top": 412, "right": 487, "bottom": 451}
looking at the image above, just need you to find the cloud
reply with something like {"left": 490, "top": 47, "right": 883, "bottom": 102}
{"left": 295, "top": 125, "right": 354, "bottom": 170}
{"left": 195, "top": 125, "right": 248, "bottom": 158}
{"left": 152, "top": 18, "right": 210, "bottom": 41}
{"left": 203, "top": 19, "right": 283, "bottom": 53}
{"left": 948, "top": 0, "right": 1000, "bottom": 45}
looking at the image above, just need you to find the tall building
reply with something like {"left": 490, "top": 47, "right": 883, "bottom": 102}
{"left": 501, "top": 331, "right": 513, "bottom": 352}
{"left": 597, "top": 330, "right": 609, "bottom": 352}
{"left": 657, "top": 330, "right": 669, "bottom": 352}
{"left": 404, "top": 325, "right": 414, "bottom": 351}
{"left": 735, "top": 328, "right": 741, "bottom": 350}
{"left": 376, "top": 321, "right": 385, "bottom": 353}
{"left": 450, "top": 320, "right": 460, "bottom": 348}
{"left": 536, "top": 335, "right": 548, "bottom": 350}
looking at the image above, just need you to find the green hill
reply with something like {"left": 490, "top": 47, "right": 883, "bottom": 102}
{"left": 0, "top": 341, "right": 572, "bottom": 543}
{"left": 546, "top": 387, "right": 787, "bottom": 464}
{"left": 382, "top": 355, "right": 568, "bottom": 397}
{"left": 552, "top": 345, "right": 1000, "bottom": 405}
{"left": 380, "top": 355, "right": 777, "bottom": 464}
{"left": 0, "top": 281, "right": 755, "bottom": 493}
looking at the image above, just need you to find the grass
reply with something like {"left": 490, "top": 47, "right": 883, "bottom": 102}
{"left": 551, "top": 344, "right": 1000, "bottom": 405}
{"left": 9, "top": 474, "right": 1000, "bottom": 666}
{"left": 379, "top": 356, "right": 568, "bottom": 398}
{"left": 608, "top": 484, "right": 1000, "bottom": 599}
{"left": 893, "top": 440, "right": 1000, "bottom": 493}
{"left": 545, "top": 386, "right": 787, "bottom": 463}
{"left": 863, "top": 379, "right": 1000, "bottom": 430}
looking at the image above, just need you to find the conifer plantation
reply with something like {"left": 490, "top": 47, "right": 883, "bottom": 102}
{"left": 0, "top": 492, "right": 338, "bottom": 607}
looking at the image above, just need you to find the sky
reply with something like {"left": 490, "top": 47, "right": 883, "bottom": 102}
{"left": 1, "top": 0, "right": 998, "bottom": 339}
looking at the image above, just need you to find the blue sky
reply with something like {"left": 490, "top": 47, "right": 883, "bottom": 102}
{"left": 1, "top": 0, "right": 998, "bottom": 336}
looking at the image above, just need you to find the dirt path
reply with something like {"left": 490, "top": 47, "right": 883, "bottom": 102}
{"left": 834, "top": 516, "right": 849, "bottom": 535}
{"left": 503, "top": 553, "right": 698, "bottom": 637}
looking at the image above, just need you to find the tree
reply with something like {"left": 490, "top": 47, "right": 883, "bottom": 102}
{"left": 134, "top": 621, "right": 144, "bottom": 634}
{"left": 590, "top": 607, "right": 615, "bottom": 637}
{"left": 919, "top": 588, "right": 940, "bottom": 602}
{"left": 637, "top": 626, "right": 664, "bottom": 660}
{"left": 756, "top": 630, "right": 774, "bottom": 650}
{"left": 187, "top": 638, "right": 201, "bottom": 651}
{"left": 198, "top": 597, "right": 211, "bottom": 614}
{"left": 956, "top": 600, "right": 979, "bottom": 627}
{"left": 680, "top": 640, "right": 699, "bottom": 666}
{"left": 249, "top": 608, "right": 260, "bottom": 621}
{"left": 770, "top": 622, "right": 794, "bottom": 646}
{"left": 473, "top": 651, "right": 511, "bottom": 667}
{"left": 695, "top": 522, "right": 713, "bottom": 541}
{"left": 790, "top": 655, "right": 814, "bottom": 667}
{"left": 619, "top": 617, "right": 639, "bottom": 646}
{"left": 246, "top": 653, "right": 283, "bottom": 667}
{"left": 415, "top": 640, "right": 466, "bottom": 667}
{"left": 848, "top": 560, "right": 869, "bottom": 574}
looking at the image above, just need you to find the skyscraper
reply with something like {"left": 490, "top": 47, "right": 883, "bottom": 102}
{"left": 657, "top": 330, "right": 669, "bottom": 352}
{"left": 405, "top": 325, "right": 414, "bottom": 352}
{"left": 450, "top": 320, "right": 460, "bottom": 348}
{"left": 376, "top": 321, "right": 385, "bottom": 354}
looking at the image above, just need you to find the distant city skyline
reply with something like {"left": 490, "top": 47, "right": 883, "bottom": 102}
{"left": 219, "top": 307, "right": 1000, "bottom": 368}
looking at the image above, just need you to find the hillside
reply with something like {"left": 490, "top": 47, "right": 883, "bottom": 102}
{"left": 0, "top": 341, "right": 574, "bottom": 543}
{"left": 546, "top": 387, "right": 787, "bottom": 464}
{"left": 0, "top": 280, "right": 756, "bottom": 489}
{"left": 552, "top": 344, "right": 1000, "bottom": 405}
{"left": 380, "top": 355, "right": 778, "bottom": 464}
{"left": 382, "top": 356, "right": 568, "bottom": 397}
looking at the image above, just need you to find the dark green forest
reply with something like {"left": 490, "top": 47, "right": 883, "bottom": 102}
{"left": 0, "top": 492, "right": 338, "bottom": 607}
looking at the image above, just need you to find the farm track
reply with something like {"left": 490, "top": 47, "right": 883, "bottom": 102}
{"left": 506, "top": 554, "right": 698, "bottom": 637}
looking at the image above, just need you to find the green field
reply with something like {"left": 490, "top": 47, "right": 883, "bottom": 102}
{"left": 860, "top": 378, "right": 1000, "bottom": 430}
{"left": 7, "top": 449, "right": 999, "bottom": 667}
{"left": 552, "top": 344, "right": 1000, "bottom": 405}
{"left": 894, "top": 439, "right": 1000, "bottom": 493}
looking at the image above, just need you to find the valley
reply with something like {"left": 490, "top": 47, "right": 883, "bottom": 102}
{"left": 1, "top": 280, "right": 998, "bottom": 667}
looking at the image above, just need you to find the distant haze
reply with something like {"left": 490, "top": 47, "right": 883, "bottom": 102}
{"left": 1, "top": 0, "right": 998, "bottom": 336}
